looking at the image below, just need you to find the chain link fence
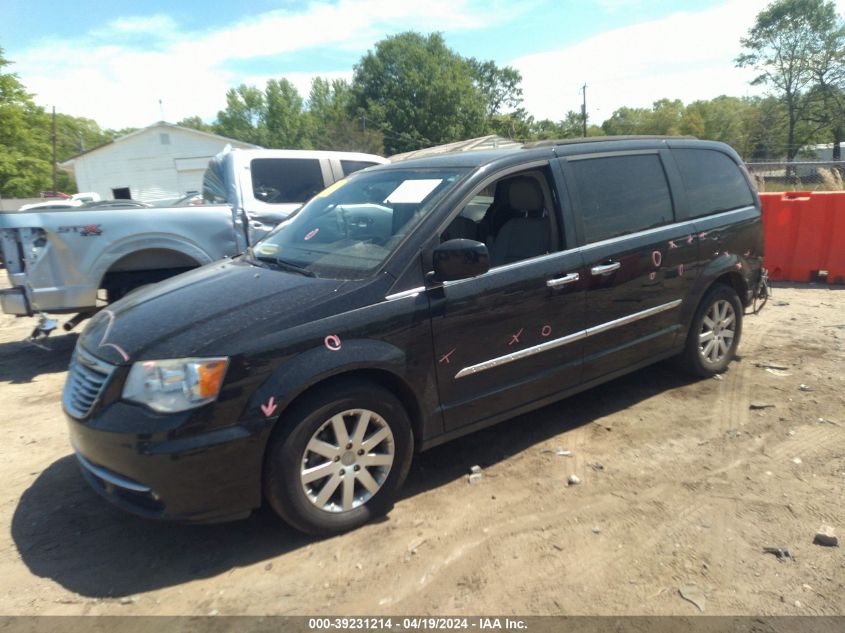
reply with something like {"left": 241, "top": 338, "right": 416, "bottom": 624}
{"left": 746, "top": 161, "right": 845, "bottom": 192}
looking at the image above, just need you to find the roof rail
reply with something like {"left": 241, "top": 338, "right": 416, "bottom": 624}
{"left": 522, "top": 135, "right": 698, "bottom": 149}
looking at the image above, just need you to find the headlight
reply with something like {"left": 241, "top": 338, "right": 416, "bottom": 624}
{"left": 122, "top": 357, "right": 229, "bottom": 413}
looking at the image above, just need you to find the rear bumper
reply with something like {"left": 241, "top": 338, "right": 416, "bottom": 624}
{"left": 0, "top": 287, "right": 29, "bottom": 316}
{"left": 0, "top": 279, "right": 98, "bottom": 316}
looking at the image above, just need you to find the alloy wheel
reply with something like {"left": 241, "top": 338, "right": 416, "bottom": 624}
{"left": 300, "top": 409, "right": 395, "bottom": 513}
{"left": 698, "top": 299, "right": 736, "bottom": 364}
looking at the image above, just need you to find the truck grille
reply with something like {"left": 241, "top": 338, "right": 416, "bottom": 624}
{"left": 63, "top": 346, "right": 115, "bottom": 419}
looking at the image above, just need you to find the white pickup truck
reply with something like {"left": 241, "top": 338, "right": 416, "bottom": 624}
{"left": 0, "top": 147, "right": 386, "bottom": 336}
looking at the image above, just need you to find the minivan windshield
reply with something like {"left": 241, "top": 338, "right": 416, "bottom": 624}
{"left": 250, "top": 167, "right": 467, "bottom": 279}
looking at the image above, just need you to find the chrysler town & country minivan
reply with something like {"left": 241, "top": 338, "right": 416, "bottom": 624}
{"left": 63, "top": 137, "right": 767, "bottom": 534}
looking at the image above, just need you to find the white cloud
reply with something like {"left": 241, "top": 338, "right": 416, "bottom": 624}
{"left": 107, "top": 14, "right": 179, "bottom": 36}
{"left": 13, "top": 0, "right": 520, "bottom": 129}
{"left": 15, "top": 0, "right": 845, "bottom": 131}
{"left": 514, "top": 0, "right": 845, "bottom": 124}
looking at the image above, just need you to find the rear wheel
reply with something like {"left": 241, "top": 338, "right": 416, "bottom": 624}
{"left": 263, "top": 380, "right": 413, "bottom": 535}
{"left": 680, "top": 284, "right": 743, "bottom": 377}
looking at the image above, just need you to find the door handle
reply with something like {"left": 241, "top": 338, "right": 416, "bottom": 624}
{"left": 591, "top": 262, "right": 621, "bottom": 276}
{"left": 546, "top": 273, "right": 580, "bottom": 288}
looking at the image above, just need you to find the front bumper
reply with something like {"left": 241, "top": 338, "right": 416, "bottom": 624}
{"left": 66, "top": 401, "right": 273, "bottom": 523}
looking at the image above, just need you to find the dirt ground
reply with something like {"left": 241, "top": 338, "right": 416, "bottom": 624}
{"left": 0, "top": 282, "right": 843, "bottom": 616}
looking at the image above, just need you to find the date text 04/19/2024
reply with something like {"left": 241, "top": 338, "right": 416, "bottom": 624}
{"left": 307, "top": 618, "right": 528, "bottom": 630}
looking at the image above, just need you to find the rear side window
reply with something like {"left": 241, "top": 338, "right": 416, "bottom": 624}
{"left": 250, "top": 158, "right": 325, "bottom": 203}
{"left": 341, "top": 160, "right": 380, "bottom": 176}
{"left": 673, "top": 149, "right": 755, "bottom": 218}
{"left": 570, "top": 154, "right": 674, "bottom": 244}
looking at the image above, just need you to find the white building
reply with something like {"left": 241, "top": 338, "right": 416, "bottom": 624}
{"left": 60, "top": 122, "right": 260, "bottom": 202}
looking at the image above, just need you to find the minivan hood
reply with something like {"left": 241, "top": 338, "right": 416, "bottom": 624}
{"left": 78, "top": 258, "right": 351, "bottom": 363}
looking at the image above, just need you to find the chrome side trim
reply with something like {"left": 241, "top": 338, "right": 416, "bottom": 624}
{"left": 583, "top": 299, "right": 681, "bottom": 338}
{"left": 454, "top": 330, "right": 585, "bottom": 379}
{"left": 73, "top": 447, "right": 151, "bottom": 493}
{"left": 385, "top": 286, "right": 425, "bottom": 301}
{"left": 454, "top": 299, "right": 683, "bottom": 379}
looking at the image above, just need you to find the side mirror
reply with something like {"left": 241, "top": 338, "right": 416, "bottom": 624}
{"left": 429, "top": 239, "right": 490, "bottom": 283}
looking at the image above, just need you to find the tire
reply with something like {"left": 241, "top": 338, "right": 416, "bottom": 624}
{"left": 106, "top": 283, "right": 149, "bottom": 303}
{"left": 679, "top": 284, "right": 743, "bottom": 377}
{"left": 263, "top": 380, "right": 414, "bottom": 535}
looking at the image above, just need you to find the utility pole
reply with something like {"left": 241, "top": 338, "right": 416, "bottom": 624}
{"left": 51, "top": 106, "right": 57, "bottom": 194}
{"left": 580, "top": 84, "right": 588, "bottom": 138}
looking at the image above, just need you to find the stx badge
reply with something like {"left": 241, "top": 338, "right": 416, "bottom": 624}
{"left": 57, "top": 224, "right": 103, "bottom": 236}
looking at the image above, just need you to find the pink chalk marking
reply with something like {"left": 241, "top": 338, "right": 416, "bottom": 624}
{"left": 102, "top": 343, "right": 129, "bottom": 362}
{"left": 736, "top": 262, "right": 743, "bottom": 270}
{"left": 261, "top": 396, "right": 278, "bottom": 417}
{"left": 97, "top": 309, "right": 130, "bottom": 362}
{"left": 649, "top": 272, "right": 656, "bottom": 281}
{"left": 304, "top": 228, "right": 320, "bottom": 241}
{"left": 324, "top": 335, "right": 342, "bottom": 351}
{"left": 744, "top": 250, "right": 751, "bottom": 257}
{"left": 687, "top": 235, "right": 694, "bottom": 245}
{"left": 541, "top": 325, "right": 552, "bottom": 337}
{"left": 678, "top": 263, "right": 684, "bottom": 277}
{"left": 652, "top": 250, "right": 662, "bottom": 267}
{"left": 439, "top": 348, "right": 456, "bottom": 364}
{"left": 724, "top": 251, "right": 731, "bottom": 257}
{"left": 668, "top": 240, "right": 678, "bottom": 249}
{"left": 508, "top": 328, "right": 524, "bottom": 346}
{"left": 699, "top": 231, "right": 708, "bottom": 239}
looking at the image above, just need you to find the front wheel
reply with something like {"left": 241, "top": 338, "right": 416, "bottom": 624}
{"left": 679, "top": 284, "right": 743, "bottom": 377}
{"left": 263, "top": 380, "right": 413, "bottom": 535}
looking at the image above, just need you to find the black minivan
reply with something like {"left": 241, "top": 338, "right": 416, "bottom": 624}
{"left": 63, "top": 137, "right": 767, "bottom": 534}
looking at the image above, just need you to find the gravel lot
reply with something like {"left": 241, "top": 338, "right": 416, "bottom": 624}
{"left": 0, "top": 282, "right": 843, "bottom": 615}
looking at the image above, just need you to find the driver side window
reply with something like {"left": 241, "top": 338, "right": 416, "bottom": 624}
{"left": 440, "top": 168, "right": 559, "bottom": 268}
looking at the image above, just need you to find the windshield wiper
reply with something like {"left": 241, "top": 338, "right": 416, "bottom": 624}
{"left": 254, "top": 255, "right": 316, "bottom": 277}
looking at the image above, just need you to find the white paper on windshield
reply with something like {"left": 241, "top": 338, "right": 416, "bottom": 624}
{"left": 384, "top": 179, "right": 442, "bottom": 204}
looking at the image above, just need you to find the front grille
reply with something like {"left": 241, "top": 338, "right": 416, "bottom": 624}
{"left": 63, "top": 346, "right": 115, "bottom": 418}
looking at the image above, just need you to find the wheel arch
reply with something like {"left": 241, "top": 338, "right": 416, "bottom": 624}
{"left": 713, "top": 270, "right": 750, "bottom": 307}
{"left": 103, "top": 248, "right": 203, "bottom": 273}
{"left": 266, "top": 367, "right": 425, "bottom": 453}
{"left": 91, "top": 236, "right": 217, "bottom": 292}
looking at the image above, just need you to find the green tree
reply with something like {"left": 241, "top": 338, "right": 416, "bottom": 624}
{"left": 647, "top": 98, "right": 685, "bottom": 135}
{"left": 214, "top": 84, "right": 267, "bottom": 146}
{"left": 805, "top": 11, "right": 845, "bottom": 159}
{"left": 466, "top": 58, "right": 523, "bottom": 118}
{"left": 736, "top": 0, "right": 844, "bottom": 161}
{"left": 601, "top": 106, "right": 652, "bottom": 135}
{"left": 177, "top": 115, "right": 213, "bottom": 133}
{"left": 264, "top": 78, "right": 309, "bottom": 148}
{"left": 306, "top": 77, "right": 384, "bottom": 153}
{"left": 0, "top": 47, "right": 52, "bottom": 197}
{"left": 54, "top": 114, "right": 116, "bottom": 159}
{"left": 351, "top": 32, "right": 487, "bottom": 154}
{"left": 681, "top": 96, "right": 752, "bottom": 151}
{"left": 467, "top": 58, "right": 530, "bottom": 138}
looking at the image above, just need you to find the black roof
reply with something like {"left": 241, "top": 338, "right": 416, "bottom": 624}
{"left": 373, "top": 135, "right": 735, "bottom": 172}
{"left": 522, "top": 135, "right": 697, "bottom": 148}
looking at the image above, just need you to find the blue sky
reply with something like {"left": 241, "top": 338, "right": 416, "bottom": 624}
{"left": 2, "top": 0, "right": 842, "bottom": 130}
